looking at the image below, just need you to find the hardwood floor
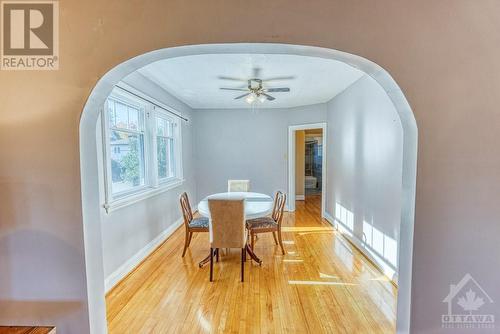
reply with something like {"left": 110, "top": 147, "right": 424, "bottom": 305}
{"left": 106, "top": 195, "right": 397, "bottom": 333}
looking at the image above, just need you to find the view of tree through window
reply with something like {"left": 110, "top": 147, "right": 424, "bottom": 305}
{"left": 104, "top": 90, "right": 182, "bottom": 204}
{"left": 108, "top": 98, "right": 146, "bottom": 195}
{"left": 156, "top": 116, "right": 175, "bottom": 180}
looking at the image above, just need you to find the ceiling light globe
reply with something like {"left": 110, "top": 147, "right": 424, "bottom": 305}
{"left": 246, "top": 93, "right": 256, "bottom": 104}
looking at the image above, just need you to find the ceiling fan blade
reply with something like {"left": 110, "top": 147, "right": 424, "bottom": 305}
{"left": 262, "top": 76, "right": 296, "bottom": 82}
{"left": 266, "top": 87, "right": 290, "bottom": 92}
{"left": 220, "top": 87, "right": 249, "bottom": 91}
{"left": 262, "top": 93, "right": 276, "bottom": 101}
{"left": 218, "top": 76, "right": 247, "bottom": 81}
{"left": 234, "top": 93, "right": 251, "bottom": 100}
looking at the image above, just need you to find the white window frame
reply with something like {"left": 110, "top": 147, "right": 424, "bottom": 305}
{"left": 102, "top": 86, "right": 184, "bottom": 213}
{"left": 154, "top": 107, "right": 183, "bottom": 185}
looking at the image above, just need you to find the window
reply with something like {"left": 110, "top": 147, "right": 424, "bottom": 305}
{"left": 102, "top": 87, "right": 183, "bottom": 210}
{"left": 107, "top": 97, "right": 146, "bottom": 196}
{"left": 156, "top": 115, "right": 175, "bottom": 181}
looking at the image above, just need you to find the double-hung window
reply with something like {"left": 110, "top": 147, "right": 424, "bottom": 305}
{"left": 156, "top": 113, "right": 176, "bottom": 181}
{"left": 102, "top": 87, "right": 183, "bottom": 211}
{"left": 106, "top": 96, "right": 147, "bottom": 196}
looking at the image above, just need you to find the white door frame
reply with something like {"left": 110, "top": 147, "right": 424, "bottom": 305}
{"left": 288, "top": 122, "right": 327, "bottom": 217}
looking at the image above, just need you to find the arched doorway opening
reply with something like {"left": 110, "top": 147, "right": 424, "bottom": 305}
{"left": 80, "top": 43, "right": 417, "bottom": 333}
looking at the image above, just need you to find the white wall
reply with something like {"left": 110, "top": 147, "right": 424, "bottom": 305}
{"left": 97, "top": 72, "right": 197, "bottom": 290}
{"left": 193, "top": 104, "right": 327, "bottom": 200}
{"left": 325, "top": 75, "right": 403, "bottom": 282}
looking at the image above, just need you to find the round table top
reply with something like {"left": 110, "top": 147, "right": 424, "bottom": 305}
{"left": 198, "top": 192, "right": 273, "bottom": 220}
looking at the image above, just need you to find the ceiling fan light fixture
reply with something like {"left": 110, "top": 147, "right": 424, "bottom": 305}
{"left": 258, "top": 94, "right": 266, "bottom": 103}
{"left": 245, "top": 93, "right": 256, "bottom": 104}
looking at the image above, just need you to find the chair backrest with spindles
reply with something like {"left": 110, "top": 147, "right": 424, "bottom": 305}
{"left": 272, "top": 191, "right": 286, "bottom": 226}
{"left": 180, "top": 192, "right": 193, "bottom": 227}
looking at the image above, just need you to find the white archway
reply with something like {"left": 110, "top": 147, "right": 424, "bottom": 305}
{"left": 79, "top": 43, "right": 417, "bottom": 333}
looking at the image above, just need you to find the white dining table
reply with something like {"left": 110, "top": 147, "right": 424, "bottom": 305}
{"left": 197, "top": 191, "right": 274, "bottom": 266}
{"left": 197, "top": 192, "right": 273, "bottom": 220}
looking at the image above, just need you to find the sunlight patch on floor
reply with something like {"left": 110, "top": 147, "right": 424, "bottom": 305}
{"left": 288, "top": 280, "right": 357, "bottom": 286}
{"left": 282, "top": 259, "right": 304, "bottom": 263}
{"left": 282, "top": 226, "right": 333, "bottom": 232}
{"left": 319, "top": 272, "right": 339, "bottom": 279}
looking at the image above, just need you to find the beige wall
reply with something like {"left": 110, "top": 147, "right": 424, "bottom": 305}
{"left": 295, "top": 130, "right": 305, "bottom": 197}
{"left": 1, "top": 1, "right": 500, "bottom": 333}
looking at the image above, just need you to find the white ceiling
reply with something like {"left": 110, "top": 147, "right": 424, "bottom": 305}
{"left": 138, "top": 54, "right": 364, "bottom": 109}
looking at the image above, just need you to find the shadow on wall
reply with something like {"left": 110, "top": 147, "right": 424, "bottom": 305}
{"left": 0, "top": 223, "right": 86, "bottom": 329}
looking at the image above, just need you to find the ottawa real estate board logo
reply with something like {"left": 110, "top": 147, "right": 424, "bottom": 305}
{"left": 1, "top": 0, "right": 58, "bottom": 70}
{"left": 442, "top": 273, "right": 495, "bottom": 329}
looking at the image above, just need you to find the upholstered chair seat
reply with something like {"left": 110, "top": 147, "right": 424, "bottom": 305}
{"left": 189, "top": 216, "right": 209, "bottom": 229}
{"left": 180, "top": 192, "right": 209, "bottom": 257}
{"left": 246, "top": 191, "right": 286, "bottom": 255}
{"left": 246, "top": 217, "right": 277, "bottom": 229}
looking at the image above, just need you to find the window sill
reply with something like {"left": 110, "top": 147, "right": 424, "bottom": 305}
{"left": 103, "top": 178, "right": 185, "bottom": 213}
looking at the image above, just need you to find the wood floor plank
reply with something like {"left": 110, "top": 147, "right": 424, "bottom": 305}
{"left": 106, "top": 195, "right": 397, "bottom": 333}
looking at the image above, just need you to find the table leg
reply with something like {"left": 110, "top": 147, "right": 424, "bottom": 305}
{"left": 246, "top": 244, "right": 262, "bottom": 265}
{"left": 200, "top": 245, "right": 262, "bottom": 267}
{"left": 199, "top": 253, "right": 211, "bottom": 268}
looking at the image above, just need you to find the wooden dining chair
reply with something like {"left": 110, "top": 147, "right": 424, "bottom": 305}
{"left": 208, "top": 198, "right": 247, "bottom": 282}
{"left": 246, "top": 191, "right": 286, "bottom": 255}
{"left": 228, "top": 180, "right": 250, "bottom": 192}
{"left": 180, "top": 192, "right": 209, "bottom": 257}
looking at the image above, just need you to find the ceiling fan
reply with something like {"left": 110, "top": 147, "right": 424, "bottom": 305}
{"left": 219, "top": 67, "right": 294, "bottom": 104}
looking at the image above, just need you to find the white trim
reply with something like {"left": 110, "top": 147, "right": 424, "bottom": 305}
{"left": 102, "top": 87, "right": 184, "bottom": 210}
{"left": 288, "top": 122, "right": 327, "bottom": 218}
{"left": 103, "top": 178, "right": 185, "bottom": 213}
{"left": 117, "top": 82, "right": 188, "bottom": 122}
{"left": 324, "top": 212, "right": 398, "bottom": 285}
{"left": 296, "top": 195, "right": 305, "bottom": 201}
{"left": 104, "top": 216, "right": 185, "bottom": 292}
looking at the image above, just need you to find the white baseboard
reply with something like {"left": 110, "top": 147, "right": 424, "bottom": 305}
{"left": 104, "top": 217, "right": 184, "bottom": 292}
{"left": 296, "top": 195, "right": 305, "bottom": 200}
{"left": 323, "top": 212, "right": 398, "bottom": 286}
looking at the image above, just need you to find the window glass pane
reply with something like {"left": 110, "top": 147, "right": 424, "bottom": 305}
{"left": 157, "top": 137, "right": 168, "bottom": 179}
{"left": 157, "top": 117, "right": 166, "bottom": 137}
{"left": 110, "top": 130, "right": 145, "bottom": 194}
{"left": 168, "top": 138, "right": 175, "bottom": 177}
{"left": 167, "top": 120, "right": 173, "bottom": 137}
{"left": 108, "top": 101, "right": 116, "bottom": 127}
{"left": 157, "top": 136, "right": 176, "bottom": 180}
{"left": 128, "top": 107, "right": 139, "bottom": 131}
{"left": 114, "top": 101, "right": 129, "bottom": 129}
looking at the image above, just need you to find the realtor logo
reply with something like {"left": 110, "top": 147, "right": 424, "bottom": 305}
{"left": 1, "top": 0, "right": 58, "bottom": 70}
{"left": 442, "top": 273, "right": 495, "bottom": 329}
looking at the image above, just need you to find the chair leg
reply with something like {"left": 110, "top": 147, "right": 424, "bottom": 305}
{"left": 241, "top": 248, "right": 245, "bottom": 282}
{"left": 187, "top": 232, "right": 193, "bottom": 247}
{"left": 278, "top": 229, "right": 285, "bottom": 255}
{"left": 182, "top": 229, "right": 190, "bottom": 257}
{"left": 272, "top": 231, "right": 278, "bottom": 245}
{"left": 210, "top": 247, "right": 214, "bottom": 282}
{"left": 216, "top": 248, "right": 219, "bottom": 262}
